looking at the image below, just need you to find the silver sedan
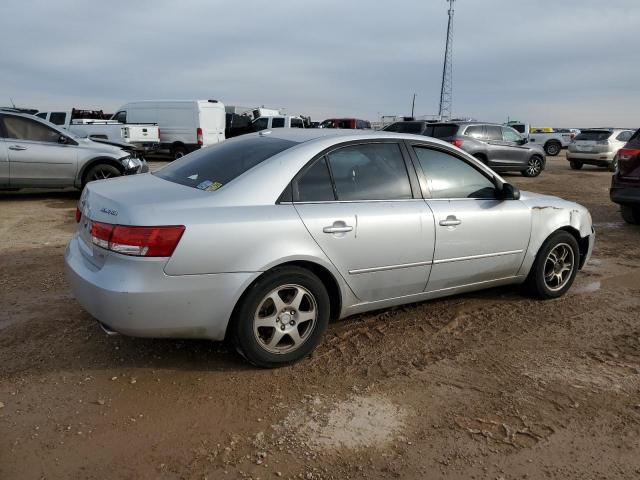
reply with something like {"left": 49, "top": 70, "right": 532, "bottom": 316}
{"left": 65, "top": 129, "right": 595, "bottom": 367}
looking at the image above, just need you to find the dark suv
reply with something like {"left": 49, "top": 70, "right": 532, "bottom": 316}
{"left": 386, "top": 121, "right": 547, "bottom": 177}
{"left": 610, "top": 128, "right": 640, "bottom": 224}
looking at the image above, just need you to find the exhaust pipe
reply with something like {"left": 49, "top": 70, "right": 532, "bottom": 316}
{"left": 98, "top": 322, "right": 120, "bottom": 336}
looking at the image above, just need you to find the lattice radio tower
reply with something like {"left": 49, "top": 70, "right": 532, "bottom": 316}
{"left": 438, "top": 0, "right": 456, "bottom": 121}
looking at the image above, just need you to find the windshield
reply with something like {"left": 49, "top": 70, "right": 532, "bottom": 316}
{"left": 155, "top": 136, "right": 298, "bottom": 191}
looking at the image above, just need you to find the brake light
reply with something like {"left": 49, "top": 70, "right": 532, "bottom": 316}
{"left": 451, "top": 139, "right": 464, "bottom": 148}
{"left": 196, "top": 127, "right": 203, "bottom": 145}
{"left": 90, "top": 222, "right": 185, "bottom": 257}
{"left": 75, "top": 206, "right": 82, "bottom": 223}
{"left": 618, "top": 148, "right": 640, "bottom": 161}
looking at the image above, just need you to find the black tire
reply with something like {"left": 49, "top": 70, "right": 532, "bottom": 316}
{"left": 569, "top": 160, "right": 583, "bottom": 170}
{"left": 83, "top": 163, "right": 121, "bottom": 187}
{"left": 525, "top": 231, "right": 580, "bottom": 299}
{"left": 608, "top": 156, "right": 618, "bottom": 172}
{"left": 473, "top": 153, "right": 488, "bottom": 165}
{"left": 172, "top": 145, "right": 187, "bottom": 160}
{"left": 521, "top": 155, "right": 544, "bottom": 177}
{"left": 544, "top": 141, "right": 561, "bottom": 156}
{"left": 621, "top": 205, "right": 640, "bottom": 225}
{"left": 229, "top": 266, "right": 330, "bottom": 368}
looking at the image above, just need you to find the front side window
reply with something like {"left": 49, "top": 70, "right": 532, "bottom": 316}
{"left": 112, "top": 111, "right": 126, "bottom": 123}
{"left": 272, "top": 118, "right": 285, "bottom": 128}
{"left": 252, "top": 117, "right": 269, "bottom": 131}
{"left": 464, "top": 125, "right": 484, "bottom": 139}
{"left": 49, "top": 112, "right": 67, "bottom": 125}
{"left": 424, "top": 124, "right": 459, "bottom": 139}
{"left": 413, "top": 147, "right": 497, "bottom": 199}
{"left": 502, "top": 127, "right": 522, "bottom": 142}
{"left": 293, "top": 157, "right": 335, "bottom": 202}
{"left": 326, "top": 143, "right": 412, "bottom": 201}
{"left": 290, "top": 118, "right": 304, "bottom": 128}
{"left": 1, "top": 115, "right": 61, "bottom": 143}
{"left": 35, "top": 112, "right": 47, "bottom": 119}
{"left": 484, "top": 125, "right": 503, "bottom": 141}
{"left": 155, "top": 136, "right": 298, "bottom": 190}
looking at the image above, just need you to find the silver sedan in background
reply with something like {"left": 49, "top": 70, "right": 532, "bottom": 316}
{"left": 65, "top": 129, "right": 594, "bottom": 367}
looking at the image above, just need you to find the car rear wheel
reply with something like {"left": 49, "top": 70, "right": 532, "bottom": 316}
{"left": 544, "top": 141, "right": 561, "bottom": 156}
{"left": 521, "top": 156, "right": 544, "bottom": 177}
{"left": 569, "top": 160, "right": 583, "bottom": 170}
{"left": 608, "top": 156, "right": 618, "bottom": 172}
{"left": 621, "top": 205, "right": 640, "bottom": 225}
{"left": 172, "top": 145, "right": 187, "bottom": 160}
{"left": 525, "top": 231, "right": 579, "bottom": 299}
{"left": 230, "top": 266, "right": 330, "bottom": 368}
{"left": 83, "top": 163, "right": 121, "bottom": 187}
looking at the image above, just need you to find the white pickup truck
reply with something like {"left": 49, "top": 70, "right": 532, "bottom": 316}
{"left": 35, "top": 109, "right": 160, "bottom": 154}
{"left": 505, "top": 122, "right": 578, "bottom": 156}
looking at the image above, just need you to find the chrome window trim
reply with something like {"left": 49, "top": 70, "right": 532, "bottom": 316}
{"left": 433, "top": 249, "right": 523, "bottom": 265}
{"left": 349, "top": 260, "right": 433, "bottom": 275}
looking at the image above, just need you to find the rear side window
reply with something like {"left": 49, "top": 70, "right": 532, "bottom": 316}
{"left": 35, "top": 112, "right": 47, "bottom": 119}
{"left": 413, "top": 147, "right": 497, "bottom": 199}
{"left": 326, "top": 143, "right": 411, "bottom": 201}
{"left": 294, "top": 157, "right": 335, "bottom": 202}
{"left": 49, "top": 112, "right": 67, "bottom": 125}
{"left": 0, "top": 115, "right": 60, "bottom": 143}
{"left": 155, "top": 136, "right": 298, "bottom": 190}
{"left": 484, "top": 125, "right": 503, "bottom": 141}
{"left": 626, "top": 129, "right": 640, "bottom": 147}
{"left": 392, "top": 122, "right": 424, "bottom": 134}
{"left": 423, "top": 124, "right": 459, "bottom": 138}
{"left": 272, "top": 118, "right": 285, "bottom": 128}
{"left": 290, "top": 118, "right": 304, "bottom": 128}
{"left": 575, "top": 130, "right": 612, "bottom": 141}
{"left": 464, "top": 125, "right": 484, "bottom": 139}
{"left": 616, "top": 131, "right": 633, "bottom": 142}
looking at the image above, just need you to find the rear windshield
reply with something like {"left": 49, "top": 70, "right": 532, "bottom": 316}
{"left": 424, "top": 124, "right": 459, "bottom": 138}
{"left": 155, "top": 136, "right": 298, "bottom": 191}
{"left": 384, "top": 122, "right": 424, "bottom": 134}
{"left": 575, "top": 130, "right": 612, "bottom": 141}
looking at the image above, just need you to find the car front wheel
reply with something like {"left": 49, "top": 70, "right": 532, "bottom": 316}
{"left": 525, "top": 231, "right": 579, "bottom": 299}
{"left": 230, "top": 266, "right": 330, "bottom": 368}
{"left": 521, "top": 156, "right": 544, "bottom": 177}
{"left": 83, "top": 163, "right": 121, "bottom": 187}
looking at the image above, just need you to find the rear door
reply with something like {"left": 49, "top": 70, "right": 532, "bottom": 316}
{"left": 199, "top": 103, "right": 225, "bottom": 145}
{"left": 293, "top": 141, "right": 435, "bottom": 302}
{"left": 409, "top": 144, "right": 531, "bottom": 292}
{"left": 0, "top": 114, "right": 78, "bottom": 187}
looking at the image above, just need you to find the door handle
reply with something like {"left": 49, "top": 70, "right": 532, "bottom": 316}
{"left": 439, "top": 215, "right": 462, "bottom": 227}
{"left": 323, "top": 222, "right": 353, "bottom": 234}
{"left": 9, "top": 145, "right": 27, "bottom": 151}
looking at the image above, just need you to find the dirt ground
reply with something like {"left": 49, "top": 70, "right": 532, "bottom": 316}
{"left": 1, "top": 152, "right": 639, "bottom": 480}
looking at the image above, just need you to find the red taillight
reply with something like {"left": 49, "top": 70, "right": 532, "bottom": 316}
{"left": 75, "top": 206, "right": 82, "bottom": 223}
{"left": 90, "top": 222, "right": 185, "bottom": 257}
{"left": 618, "top": 148, "right": 640, "bottom": 161}
{"left": 157, "top": 127, "right": 161, "bottom": 140}
{"left": 196, "top": 127, "right": 203, "bottom": 146}
{"left": 451, "top": 139, "right": 464, "bottom": 148}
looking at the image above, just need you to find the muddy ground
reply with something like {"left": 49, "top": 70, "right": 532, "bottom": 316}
{"left": 1, "top": 152, "right": 639, "bottom": 480}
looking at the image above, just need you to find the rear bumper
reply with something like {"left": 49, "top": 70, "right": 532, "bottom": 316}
{"left": 610, "top": 185, "right": 640, "bottom": 206}
{"left": 64, "top": 234, "right": 259, "bottom": 340}
{"left": 567, "top": 151, "right": 615, "bottom": 164}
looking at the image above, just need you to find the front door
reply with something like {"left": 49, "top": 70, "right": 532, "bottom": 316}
{"left": 501, "top": 126, "right": 531, "bottom": 166}
{"left": 292, "top": 142, "right": 435, "bottom": 302}
{"left": 410, "top": 144, "right": 531, "bottom": 292}
{"left": 484, "top": 124, "right": 513, "bottom": 167}
{"left": 0, "top": 138, "right": 8, "bottom": 186}
{"left": 0, "top": 114, "right": 77, "bottom": 187}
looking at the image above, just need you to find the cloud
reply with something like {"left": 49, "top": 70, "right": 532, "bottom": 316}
{"left": 1, "top": 0, "right": 638, "bottom": 126}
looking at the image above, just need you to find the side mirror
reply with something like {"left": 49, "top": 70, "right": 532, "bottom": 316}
{"left": 518, "top": 137, "right": 528, "bottom": 145}
{"left": 58, "top": 135, "right": 68, "bottom": 144}
{"left": 502, "top": 183, "right": 520, "bottom": 200}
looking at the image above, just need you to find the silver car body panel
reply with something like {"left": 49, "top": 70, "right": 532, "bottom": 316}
{"left": 65, "top": 129, "right": 595, "bottom": 340}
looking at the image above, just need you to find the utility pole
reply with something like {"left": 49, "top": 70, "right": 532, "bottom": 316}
{"left": 438, "top": 0, "right": 455, "bottom": 121}
{"left": 411, "top": 93, "right": 416, "bottom": 118}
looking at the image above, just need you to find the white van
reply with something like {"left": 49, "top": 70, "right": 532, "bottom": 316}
{"left": 112, "top": 100, "right": 225, "bottom": 159}
{"left": 251, "top": 116, "right": 305, "bottom": 131}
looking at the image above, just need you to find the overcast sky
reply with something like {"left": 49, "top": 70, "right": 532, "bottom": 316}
{"left": 1, "top": 0, "right": 638, "bottom": 126}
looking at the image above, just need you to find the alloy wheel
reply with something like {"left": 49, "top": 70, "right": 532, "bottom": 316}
{"left": 527, "top": 157, "right": 543, "bottom": 176}
{"left": 253, "top": 284, "right": 317, "bottom": 354}
{"left": 543, "top": 243, "right": 574, "bottom": 291}
{"left": 92, "top": 169, "right": 115, "bottom": 180}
